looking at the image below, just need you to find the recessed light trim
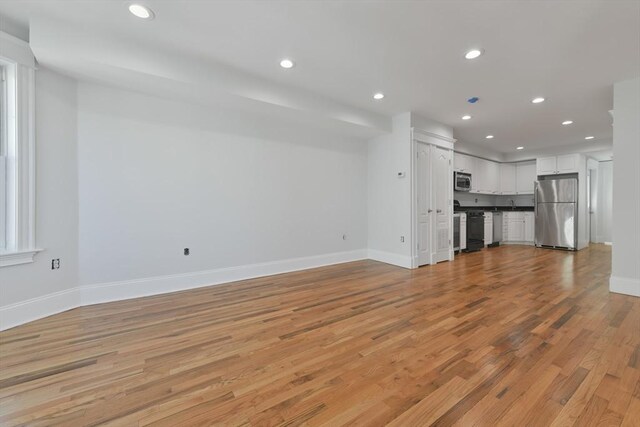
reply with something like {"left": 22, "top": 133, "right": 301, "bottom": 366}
{"left": 129, "top": 4, "right": 154, "bottom": 19}
{"left": 464, "top": 49, "right": 483, "bottom": 59}
{"left": 462, "top": 115, "right": 471, "bottom": 120}
{"left": 531, "top": 97, "right": 545, "bottom": 104}
{"left": 279, "top": 59, "right": 295, "bottom": 69}
{"left": 485, "top": 135, "right": 494, "bottom": 139}
{"left": 562, "top": 120, "right": 573, "bottom": 125}
{"left": 373, "top": 92, "right": 385, "bottom": 100}
{"left": 516, "top": 146, "right": 524, "bottom": 150}
{"left": 585, "top": 136, "right": 595, "bottom": 140}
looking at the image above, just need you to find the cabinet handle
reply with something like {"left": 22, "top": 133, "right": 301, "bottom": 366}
{"left": 428, "top": 209, "right": 433, "bottom": 213}
{"left": 436, "top": 209, "right": 442, "bottom": 213}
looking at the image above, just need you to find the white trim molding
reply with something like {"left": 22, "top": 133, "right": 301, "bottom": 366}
{"left": 0, "top": 248, "right": 43, "bottom": 267}
{"left": 0, "top": 249, "right": 367, "bottom": 330}
{"left": 0, "top": 30, "right": 38, "bottom": 266}
{"left": 0, "top": 287, "right": 80, "bottom": 331}
{"left": 0, "top": 32, "right": 35, "bottom": 69}
{"left": 610, "top": 275, "right": 640, "bottom": 298}
{"left": 80, "top": 249, "right": 368, "bottom": 306}
{"left": 367, "top": 249, "right": 412, "bottom": 269}
{"left": 412, "top": 127, "right": 456, "bottom": 148}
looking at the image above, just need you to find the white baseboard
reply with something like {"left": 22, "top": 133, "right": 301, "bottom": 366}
{"left": 80, "top": 249, "right": 368, "bottom": 306}
{"left": 610, "top": 275, "right": 640, "bottom": 297}
{"left": 0, "top": 249, "right": 368, "bottom": 331}
{"left": 0, "top": 288, "right": 80, "bottom": 331}
{"left": 367, "top": 249, "right": 412, "bottom": 269}
{"left": 604, "top": 242, "right": 613, "bottom": 246}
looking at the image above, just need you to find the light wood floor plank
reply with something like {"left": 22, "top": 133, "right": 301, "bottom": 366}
{"left": 1, "top": 244, "right": 639, "bottom": 426}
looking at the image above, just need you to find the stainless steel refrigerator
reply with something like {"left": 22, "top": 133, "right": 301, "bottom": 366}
{"left": 535, "top": 178, "right": 578, "bottom": 250}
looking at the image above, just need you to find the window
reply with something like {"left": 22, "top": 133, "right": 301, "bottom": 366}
{"left": 0, "top": 31, "right": 39, "bottom": 267}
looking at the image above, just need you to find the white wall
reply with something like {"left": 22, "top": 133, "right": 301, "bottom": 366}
{"left": 367, "top": 113, "right": 412, "bottom": 267}
{"left": 0, "top": 68, "right": 79, "bottom": 324}
{"left": 597, "top": 160, "right": 613, "bottom": 243}
{"left": 76, "top": 83, "right": 368, "bottom": 287}
{"left": 367, "top": 113, "right": 453, "bottom": 268}
{"left": 610, "top": 77, "right": 640, "bottom": 297}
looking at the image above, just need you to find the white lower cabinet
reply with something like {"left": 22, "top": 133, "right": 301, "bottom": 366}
{"left": 484, "top": 212, "right": 493, "bottom": 246}
{"left": 524, "top": 212, "right": 535, "bottom": 243}
{"left": 503, "top": 211, "right": 535, "bottom": 244}
{"left": 507, "top": 212, "right": 524, "bottom": 241}
{"left": 460, "top": 213, "right": 467, "bottom": 250}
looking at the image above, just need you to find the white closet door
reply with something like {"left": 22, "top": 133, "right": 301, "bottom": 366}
{"left": 433, "top": 146, "right": 451, "bottom": 263}
{"left": 417, "top": 143, "right": 431, "bottom": 266}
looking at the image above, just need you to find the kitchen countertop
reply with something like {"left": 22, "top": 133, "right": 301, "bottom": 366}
{"left": 454, "top": 206, "right": 534, "bottom": 212}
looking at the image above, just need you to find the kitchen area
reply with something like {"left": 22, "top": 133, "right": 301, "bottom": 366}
{"left": 452, "top": 151, "right": 594, "bottom": 254}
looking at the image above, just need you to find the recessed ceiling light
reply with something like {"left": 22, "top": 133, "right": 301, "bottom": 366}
{"left": 128, "top": 4, "right": 154, "bottom": 19}
{"left": 516, "top": 146, "right": 524, "bottom": 150}
{"left": 485, "top": 135, "right": 494, "bottom": 139}
{"left": 585, "top": 136, "right": 595, "bottom": 140}
{"left": 464, "top": 49, "right": 483, "bottom": 59}
{"left": 562, "top": 120, "right": 573, "bottom": 125}
{"left": 279, "top": 59, "right": 295, "bottom": 69}
{"left": 531, "top": 97, "right": 545, "bottom": 104}
{"left": 373, "top": 93, "right": 385, "bottom": 100}
{"left": 462, "top": 115, "right": 471, "bottom": 120}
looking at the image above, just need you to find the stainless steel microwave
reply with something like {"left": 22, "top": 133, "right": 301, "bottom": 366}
{"left": 454, "top": 171, "right": 472, "bottom": 192}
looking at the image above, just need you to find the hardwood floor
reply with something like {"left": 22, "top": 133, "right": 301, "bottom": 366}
{"left": 1, "top": 244, "right": 639, "bottom": 426}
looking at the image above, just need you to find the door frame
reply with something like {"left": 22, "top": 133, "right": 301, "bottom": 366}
{"left": 410, "top": 128, "right": 456, "bottom": 268}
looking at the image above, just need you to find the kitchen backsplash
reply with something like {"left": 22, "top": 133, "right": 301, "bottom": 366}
{"left": 454, "top": 192, "right": 534, "bottom": 207}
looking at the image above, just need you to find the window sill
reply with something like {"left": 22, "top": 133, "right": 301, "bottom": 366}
{"left": 0, "top": 249, "right": 43, "bottom": 268}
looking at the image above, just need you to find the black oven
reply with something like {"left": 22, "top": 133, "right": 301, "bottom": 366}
{"left": 465, "top": 211, "right": 484, "bottom": 252}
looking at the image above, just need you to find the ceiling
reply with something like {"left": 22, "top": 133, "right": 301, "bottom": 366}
{"left": 1, "top": 0, "right": 638, "bottom": 152}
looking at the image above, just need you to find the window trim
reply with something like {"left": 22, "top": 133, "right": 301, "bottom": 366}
{"left": 0, "top": 31, "right": 41, "bottom": 267}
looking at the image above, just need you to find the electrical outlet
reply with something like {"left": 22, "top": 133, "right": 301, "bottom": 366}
{"left": 51, "top": 259, "right": 60, "bottom": 270}
{"left": 184, "top": 248, "right": 190, "bottom": 256}
{"left": 400, "top": 236, "right": 405, "bottom": 243}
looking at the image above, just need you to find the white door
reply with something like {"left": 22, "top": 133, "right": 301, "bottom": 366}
{"left": 433, "top": 147, "right": 451, "bottom": 263}
{"left": 417, "top": 143, "right": 431, "bottom": 266}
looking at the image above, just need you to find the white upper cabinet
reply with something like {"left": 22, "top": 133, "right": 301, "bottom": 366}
{"left": 454, "top": 152, "right": 568, "bottom": 196}
{"left": 500, "top": 163, "right": 517, "bottom": 195}
{"left": 537, "top": 154, "right": 581, "bottom": 176}
{"left": 487, "top": 161, "right": 500, "bottom": 194}
{"left": 473, "top": 158, "right": 487, "bottom": 193}
{"left": 537, "top": 157, "right": 557, "bottom": 175}
{"left": 557, "top": 154, "right": 580, "bottom": 174}
{"left": 467, "top": 157, "right": 500, "bottom": 194}
{"left": 516, "top": 161, "right": 536, "bottom": 194}
{"left": 454, "top": 152, "right": 473, "bottom": 172}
